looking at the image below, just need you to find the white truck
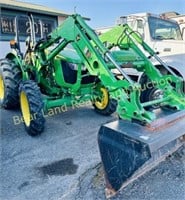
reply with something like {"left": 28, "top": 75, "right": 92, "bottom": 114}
{"left": 116, "top": 13, "right": 185, "bottom": 56}
{"left": 161, "top": 12, "right": 185, "bottom": 40}
{"left": 97, "top": 12, "right": 185, "bottom": 56}
{"left": 97, "top": 12, "right": 185, "bottom": 100}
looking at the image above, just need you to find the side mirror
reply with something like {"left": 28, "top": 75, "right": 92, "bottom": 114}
{"left": 182, "top": 27, "right": 185, "bottom": 40}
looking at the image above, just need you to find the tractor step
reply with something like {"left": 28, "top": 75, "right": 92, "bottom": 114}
{"left": 98, "top": 109, "right": 185, "bottom": 198}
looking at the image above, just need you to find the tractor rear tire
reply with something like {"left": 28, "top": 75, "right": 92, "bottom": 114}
{"left": 93, "top": 87, "right": 117, "bottom": 115}
{"left": 0, "top": 59, "right": 22, "bottom": 109}
{"left": 19, "top": 80, "right": 45, "bottom": 136}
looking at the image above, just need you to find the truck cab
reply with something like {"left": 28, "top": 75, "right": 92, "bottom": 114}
{"left": 161, "top": 12, "right": 185, "bottom": 41}
{"left": 116, "top": 13, "right": 185, "bottom": 56}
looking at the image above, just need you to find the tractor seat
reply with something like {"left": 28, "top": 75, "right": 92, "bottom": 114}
{"left": 61, "top": 61, "right": 96, "bottom": 84}
{"left": 61, "top": 61, "right": 77, "bottom": 84}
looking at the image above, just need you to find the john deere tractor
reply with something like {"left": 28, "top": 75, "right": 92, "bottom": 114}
{"left": 0, "top": 14, "right": 185, "bottom": 196}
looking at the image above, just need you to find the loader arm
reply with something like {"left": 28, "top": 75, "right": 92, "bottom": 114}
{"left": 35, "top": 14, "right": 185, "bottom": 123}
{"left": 97, "top": 24, "right": 185, "bottom": 197}
{"left": 99, "top": 24, "right": 185, "bottom": 108}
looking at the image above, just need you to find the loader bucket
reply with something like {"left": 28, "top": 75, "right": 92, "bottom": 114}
{"left": 98, "top": 109, "right": 185, "bottom": 198}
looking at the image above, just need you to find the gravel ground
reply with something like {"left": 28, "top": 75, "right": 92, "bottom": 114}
{"left": 0, "top": 106, "right": 185, "bottom": 200}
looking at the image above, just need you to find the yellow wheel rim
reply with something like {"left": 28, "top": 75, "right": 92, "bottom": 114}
{"left": 0, "top": 75, "right": 5, "bottom": 100}
{"left": 94, "top": 88, "right": 109, "bottom": 110}
{"left": 20, "top": 91, "right": 31, "bottom": 126}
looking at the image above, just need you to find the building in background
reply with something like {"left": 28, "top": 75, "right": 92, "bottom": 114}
{"left": 0, "top": 0, "right": 70, "bottom": 57}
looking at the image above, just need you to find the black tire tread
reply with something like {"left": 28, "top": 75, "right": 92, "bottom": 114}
{"left": 94, "top": 98, "right": 117, "bottom": 116}
{"left": 0, "top": 58, "right": 22, "bottom": 108}
{"left": 19, "top": 80, "right": 45, "bottom": 136}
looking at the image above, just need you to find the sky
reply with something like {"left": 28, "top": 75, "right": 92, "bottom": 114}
{"left": 21, "top": 0, "right": 185, "bottom": 28}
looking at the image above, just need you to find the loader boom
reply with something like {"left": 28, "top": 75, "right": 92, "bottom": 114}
{"left": 97, "top": 23, "right": 185, "bottom": 197}
{"left": 33, "top": 14, "right": 185, "bottom": 123}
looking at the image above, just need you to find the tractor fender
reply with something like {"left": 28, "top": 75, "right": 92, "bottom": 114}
{"left": 5, "top": 52, "right": 28, "bottom": 79}
{"left": 6, "top": 52, "right": 22, "bottom": 67}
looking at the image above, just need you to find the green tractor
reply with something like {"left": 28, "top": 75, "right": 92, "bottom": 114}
{"left": 0, "top": 14, "right": 185, "bottom": 196}
{"left": 0, "top": 14, "right": 118, "bottom": 136}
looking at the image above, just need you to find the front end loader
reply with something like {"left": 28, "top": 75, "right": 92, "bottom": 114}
{"left": 98, "top": 24, "right": 185, "bottom": 197}
{"left": 0, "top": 14, "right": 185, "bottom": 197}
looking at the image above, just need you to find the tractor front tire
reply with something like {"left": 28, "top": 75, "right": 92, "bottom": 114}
{"left": 19, "top": 80, "right": 45, "bottom": 136}
{"left": 93, "top": 87, "right": 117, "bottom": 115}
{"left": 0, "top": 59, "right": 22, "bottom": 109}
